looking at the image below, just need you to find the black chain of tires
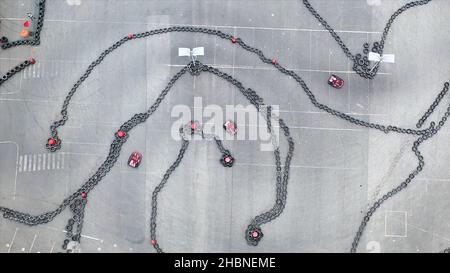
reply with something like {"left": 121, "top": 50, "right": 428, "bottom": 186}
{"left": 1, "top": 0, "right": 46, "bottom": 49}
{"left": 352, "top": 88, "right": 450, "bottom": 252}
{"left": 416, "top": 82, "right": 449, "bottom": 128}
{"left": 0, "top": 0, "right": 45, "bottom": 86}
{"left": 0, "top": 59, "right": 294, "bottom": 252}
{"left": 0, "top": 59, "right": 35, "bottom": 87}
{"left": 149, "top": 64, "right": 294, "bottom": 252}
{"left": 302, "top": 0, "right": 433, "bottom": 79}
{"left": 0, "top": 2, "right": 449, "bottom": 253}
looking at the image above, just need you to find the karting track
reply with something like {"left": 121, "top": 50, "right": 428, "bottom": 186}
{"left": 1, "top": 0, "right": 450, "bottom": 253}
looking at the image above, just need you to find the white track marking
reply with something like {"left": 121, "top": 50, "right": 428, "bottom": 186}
{"left": 29, "top": 234, "right": 37, "bottom": 253}
{"left": 384, "top": 211, "right": 408, "bottom": 238}
{"left": 162, "top": 63, "right": 390, "bottom": 75}
{"left": 42, "top": 153, "right": 46, "bottom": 170}
{"left": 37, "top": 154, "right": 42, "bottom": 171}
{"left": 49, "top": 241, "right": 56, "bottom": 253}
{"left": 56, "top": 153, "right": 61, "bottom": 169}
{"left": 18, "top": 153, "right": 65, "bottom": 172}
{"left": 52, "top": 153, "right": 56, "bottom": 170}
{"left": 18, "top": 155, "right": 23, "bottom": 172}
{"left": 32, "top": 154, "right": 37, "bottom": 171}
{"left": 46, "top": 153, "right": 51, "bottom": 170}
{"left": 7, "top": 228, "right": 18, "bottom": 253}
{"left": 0, "top": 18, "right": 383, "bottom": 34}
{"left": 23, "top": 154, "right": 28, "bottom": 172}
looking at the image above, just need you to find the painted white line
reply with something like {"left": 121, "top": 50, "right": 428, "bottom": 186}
{"left": 17, "top": 153, "right": 68, "bottom": 172}
{"left": 32, "top": 154, "right": 37, "bottom": 171}
{"left": 384, "top": 210, "right": 408, "bottom": 238}
{"left": 52, "top": 153, "right": 56, "bottom": 170}
{"left": 23, "top": 154, "right": 28, "bottom": 172}
{"left": 18, "top": 155, "right": 23, "bottom": 173}
{"left": 39, "top": 225, "right": 104, "bottom": 244}
{"left": 59, "top": 152, "right": 103, "bottom": 157}
{"left": 7, "top": 228, "right": 18, "bottom": 253}
{"left": 28, "top": 155, "right": 33, "bottom": 172}
{"left": 61, "top": 230, "right": 102, "bottom": 242}
{"left": 161, "top": 63, "right": 391, "bottom": 75}
{"left": 49, "top": 241, "right": 56, "bottom": 253}
{"left": 64, "top": 141, "right": 110, "bottom": 146}
{"left": 29, "top": 234, "right": 38, "bottom": 253}
{"left": 61, "top": 152, "right": 65, "bottom": 169}
{"left": 408, "top": 223, "right": 450, "bottom": 242}
{"left": 294, "top": 126, "right": 363, "bottom": 132}
{"left": 81, "top": 234, "right": 103, "bottom": 242}
{"left": 0, "top": 17, "right": 384, "bottom": 34}
{"left": 42, "top": 153, "right": 47, "bottom": 170}
{"left": 37, "top": 62, "right": 41, "bottom": 78}
{"left": 56, "top": 153, "right": 61, "bottom": 170}
{"left": 389, "top": 177, "right": 450, "bottom": 183}
{"left": 47, "top": 153, "right": 51, "bottom": 170}
{"left": 281, "top": 110, "right": 387, "bottom": 117}
{"left": 235, "top": 162, "right": 360, "bottom": 170}
{"left": 37, "top": 154, "right": 42, "bottom": 171}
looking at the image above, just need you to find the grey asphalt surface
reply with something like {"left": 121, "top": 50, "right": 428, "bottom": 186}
{"left": 1, "top": 0, "right": 450, "bottom": 253}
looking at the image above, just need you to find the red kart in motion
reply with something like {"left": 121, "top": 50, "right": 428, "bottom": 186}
{"left": 128, "top": 152, "right": 143, "bottom": 168}
{"left": 328, "top": 74, "right": 344, "bottom": 89}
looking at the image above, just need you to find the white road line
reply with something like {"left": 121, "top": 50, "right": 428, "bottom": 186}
{"left": 23, "top": 155, "right": 31, "bottom": 172}
{"left": 29, "top": 234, "right": 38, "bottom": 253}
{"left": 61, "top": 152, "right": 103, "bottom": 157}
{"left": 161, "top": 63, "right": 391, "bottom": 75}
{"left": 0, "top": 17, "right": 384, "bottom": 34}
{"left": 49, "top": 242, "right": 56, "bottom": 253}
{"left": 61, "top": 230, "right": 102, "bottom": 242}
{"left": 235, "top": 162, "right": 359, "bottom": 170}
{"left": 37, "top": 154, "right": 42, "bottom": 171}
{"left": 18, "top": 155, "right": 23, "bottom": 172}
{"left": 42, "top": 153, "right": 46, "bottom": 170}
{"left": 81, "top": 234, "right": 102, "bottom": 242}
{"left": 47, "top": 154, "right": 51, "bottom": 170}
{"left": 47, "top": 153, "right": 51, "bottom": 170}
{"left": 64, "top": 141, "right": 110, "bottom": 146}
{"left": 384, "top": 210, "right": 408, "bottom": 238}
{"left": 18, "top": 153, "right": 69, "bottom": 172}
{"left": 43, "top": 224, "right": 104, "bottom": 244}
{"left": 23, "top": 154, "right": 28, "bottom": 172}
{"left": 56, "top": 153, "right": 60, "bottom": 170}
{"left": 52, "top": 153, "right": 56, "bottom": 170}
{"left": 50, "top": 61, "right": 55, "bottom": 77}
{"left": 41, "top": 61, "right": 45, "bottom": 78}
{"left": 26, "top": 155, "right": 31, "bottom": 171}
{"left": 36, "top": 62, "right": 41, "bottom": 78}
{"left": 294, "top": 126, "right": 363, "bottom": 131}
{"left": 32, "top": 154, "right": 37, "bottom": 171}
{"left": 7, "top": 228, "right": 18, "bottom": 253}
{"left": 408, "top": 223, "right": 450, "bottom": 242}
{"left": 278, "top": 109, "right": 387, "bottom": 117}
{"left": 390, "top": 177, "right": 450, "bottom": 182}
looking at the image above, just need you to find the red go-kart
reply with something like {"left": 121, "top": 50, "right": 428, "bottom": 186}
{"left": 328, "top": 74, "right": 344, "bottom": 89}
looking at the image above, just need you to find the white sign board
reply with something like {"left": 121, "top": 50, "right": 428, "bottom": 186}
{"left": 178, "top": 47, "right": 205, "bottom": 57}
{"left": 368, "top": 52, "right": 395, "bottom": 63}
